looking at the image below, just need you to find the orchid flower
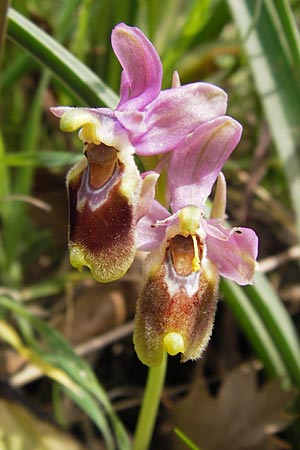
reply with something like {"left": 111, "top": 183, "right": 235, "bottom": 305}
{"left": 50, "top": 23, "right": 228, "bottom": 283}
{"left": 134, "top": 116, "right": 259, "bottom": 367}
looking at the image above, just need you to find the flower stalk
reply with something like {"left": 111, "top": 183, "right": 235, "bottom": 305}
{"left": 133, "top": 353, "right": 167, "bottom": 450}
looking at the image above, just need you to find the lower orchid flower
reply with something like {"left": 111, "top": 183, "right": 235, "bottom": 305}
{"left": 51, "top": 23, "right": 228, "bottom": 283}
{"left": 134, "top": 116, "right": 259, "bottom": 367}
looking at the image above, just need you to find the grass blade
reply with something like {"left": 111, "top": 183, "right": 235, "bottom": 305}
{"left": 174, "top": 427, "right": 202, "bottom": 450}
{"left": 244, "top": 273, "right": 300, "bottom": 386}
{"left": 0, "top": 295, "right": 131, "bottom": 450}
{"left": 0, "top": 0, "right": 10, "bottom": 64}
{"left": 0, "top": 151, "right": 81, "bottom": 167}
{"left": 161, "top": 0, "right": 212, "bottom": 84}
{"left": 221, "top": 279, "right": 290, "bottom": 384}
{"left": 266, "top": 0, "right": 300, "bottom": 68}
{"left": 6, "top": 8, "right": 118, "bottom": 108}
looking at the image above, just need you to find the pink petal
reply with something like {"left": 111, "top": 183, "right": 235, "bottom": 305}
{"left": 135, "top": 201, "right": 169, "bottom": 251}
{"left": 112, "top": 23, "right": 162, "bottom": 111}
{"left": 168, "top": 116, "right": 242, "bottom": 212}
{"left": 50, "top": 106, "right": 113, "bottom": 119}
{"left": 205, "top": 223, "right": 259, "bottom": 285}
{"left": 131, "top": 82, "right": 228, "bottom": 155}
{"left": 50, "top": 107, "right": 128, "bottom": 148}
{"left": 136, "top": 171, "right": 160, "bottom": 221}
{"left": 50, "top": 106, "right": 73, "bottom": 118}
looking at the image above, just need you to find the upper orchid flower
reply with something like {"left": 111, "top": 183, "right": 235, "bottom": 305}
{"left": 134, "top": 116, "right": 259, "bottom": 367}
{"left": 51, "top": 23, "right": 228, "bottom": 283}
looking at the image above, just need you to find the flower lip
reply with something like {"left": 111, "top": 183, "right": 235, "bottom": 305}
{"left": 77, "top": 161, "right": 121, "bottom": 212}
{"left": 84, "top": 143, "right": 118, "bottom": 190}
{"left": 135, "top": 114, "right": 258, "bottom": 286}
{"left": 84, "top": 142, "right": 118, "bottom": 163}
{"left": 169, "top": 234, "right": 203, "bottom": 276}
{"left": 163, "top": 332, "right": 185, "bottom": 356}
{"left": 51, "top": 22, "right": 257, "bottom": 295}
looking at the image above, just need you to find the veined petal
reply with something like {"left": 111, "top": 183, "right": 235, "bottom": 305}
{"left": 210, "top": 172, "right": 227, "bottom": 222}
{"left": 50, "top": 106, "right": 74, "bottom": 118}
{"left": 168, "top": 116, "right": 242, "bottom": 212}
{"left": 131, "top": 83, "right": 228, "bottom": 155}
{"left": 205, "top": 223, "right": 259, "bottom": 285}
{"left": 134, "top": 235, "right": 219, "bottom": 366}
{"left": 67, "top": 146, "right": 141, "bottom": 282}
{"left": 136, "top": 171, "right": 160, "bottom": 221}
{"left": 51, "top": 106, "right": 114, "bottom": 123}
{"left": 50, "top": 107, "right": 130, "bottom": 150}
{"left": 135, "top": 200, "right": 169, "bottom": 251}
{"left": 112, "top": 23, "right": 162, "bottom": 111}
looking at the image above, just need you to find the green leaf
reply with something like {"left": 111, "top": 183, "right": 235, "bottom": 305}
{"left": 221, "top": 279, "right": 290, "bottom": 384}
{"left": 3, "top": 1, "right": 86, "bottom": 285}
{"left": 0, "top": 295, "right": 131, "bottom": 450}
{"left": 161, "top": 0, "right": 212, "bottom": 84}
{"left": 268, "top": 0, "right": 300, "bottom": 68}
{"left": 174, "top": 427, "right": 202, "bottom": 450}
{"left": 244, "top": 273, "right": 300, "bottom": 387}
{"left": 0, "top": 53, "right": 36, "bottom": 90}
{"left": 222, "top": 272, "right": 300, "bottom": 389}
{"left": 6, "top": 8, "right": 118, "bottom": 108}
{"left": 0, "top": 151, "right": 82, "bottom": 167}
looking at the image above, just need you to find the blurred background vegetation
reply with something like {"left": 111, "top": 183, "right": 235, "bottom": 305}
{"left": 0, "top": 1, "right": 300, "bottom": 449}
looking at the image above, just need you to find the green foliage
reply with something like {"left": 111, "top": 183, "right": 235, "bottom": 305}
{"left": 227, "top": 0, "right": 300, "bottom": 237}
{"left": 0, "top": 295, "right": 131, "bottom": 450}
{"left": 174, "top": 428, "right": 201, "bottom": 450}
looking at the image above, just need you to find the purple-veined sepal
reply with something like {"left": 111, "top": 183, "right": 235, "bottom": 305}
{"left": 167, "top": 116, "right": 242, "bottom": 212}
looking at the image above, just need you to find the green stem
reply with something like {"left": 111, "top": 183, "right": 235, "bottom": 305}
{"left": 133, "top": 353, "right": 167, "bottom": 450}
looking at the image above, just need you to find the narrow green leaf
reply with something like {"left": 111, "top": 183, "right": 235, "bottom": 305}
{"left": 62, "top": 385, "right": 115, "bottom": 450}
{"left": 70, "top": 0, "right": 92, "bottom": 61}
{"left": 3, "top": 71, "right": 50, "bottom": 282}
{"left": 0, "top": 151, "right": 82, "bottom": 167}
{"left": 0, "top": 131, "right": 10, "bottom": 213}
{"left": 226, "top": 0, "right": 300, "bottom": 238}
{"left": 54, "top": 0, "right": 83, "bottom": 43}
{"left": 221, "top": 279, "right": 290, "bottom": 385}
{"left": 244, "top": 273, "right": 300, "bottom": 387}
{"left": 6, "top": 8, "right": 118, "bottom": 108}
{"left": 0, "top": 0, "right": 10, "bottom": 64}
{"left": 174, "top": 427, "right": 202, "bottom": 450}
{"left": 104, "top": 3, "right": 129, "bottom": 93}
{"left": 0, "top": 53, "right": 35, "bottom": 90}
{"left": 0, "top": 130, "right": 10, "bottom": 274}
{"left": 162, "top": 0, "right": 212, "bottom": 83}
{"left": 266, "top": 0, "right": 300, "bottom": 68}
{"left": 0, "top": 295, "right": 131, "bottom": 450}
{"left": 3, "top": 1, "right": 86, "bottom": 285}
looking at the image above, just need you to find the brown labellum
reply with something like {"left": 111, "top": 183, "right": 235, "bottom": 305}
{"left": 67, "top": 143, "right": 140, "bottom": 282}
{"left": 134, "top": 234, "right": 219, "bottom": 366}
{"left": 84, "top": 143, "right": 117, "bottom": 189}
